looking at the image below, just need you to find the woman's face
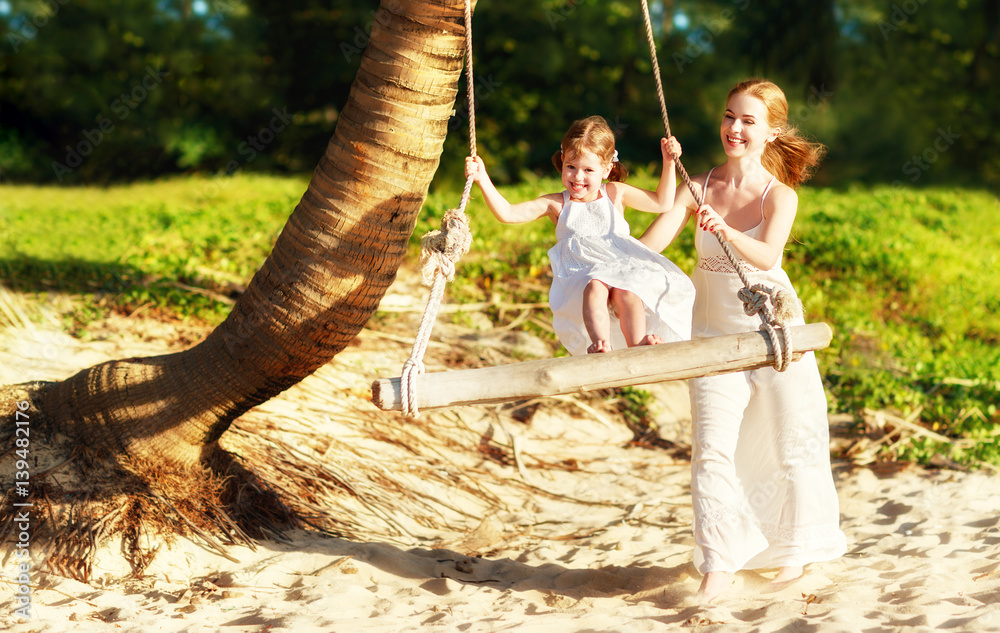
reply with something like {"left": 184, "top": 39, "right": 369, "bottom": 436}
{"left": 720, "top": 92, "right": 779, "bottom": 159}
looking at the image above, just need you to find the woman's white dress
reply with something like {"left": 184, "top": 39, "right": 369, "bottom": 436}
{"left": 547, "top": 185, "right": 695, "bottom": 356}
{"left": 689, "top": 169, "right": 847, "bottom": 573}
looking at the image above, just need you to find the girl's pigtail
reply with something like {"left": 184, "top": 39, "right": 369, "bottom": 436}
{"left": 608, "top": 160, "right": 628, "bottom": 182}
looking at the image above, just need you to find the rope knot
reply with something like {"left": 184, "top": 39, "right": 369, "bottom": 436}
{"left": 419, "top": 208, "right": 472, "bottom": 286}
{"left": 401, "top": 357, "right": 427, "bottom": 418}
{"left": 737, "top": 284, "right": 772, "bottom": 317}
{"left": 738, "top": 284, "right": 802, "bottom": 373}
{"left": 401, "top": 357, "right": 425, "bottom": 379}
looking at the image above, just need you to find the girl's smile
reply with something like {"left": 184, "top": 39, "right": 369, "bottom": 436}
{"left": 561, "top": 150, "right": 612, "bottom": 202}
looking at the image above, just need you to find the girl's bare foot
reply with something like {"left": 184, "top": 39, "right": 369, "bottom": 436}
{"left": 638, "top": 334, "right": 664, "bottom": 346}
{"left": 696, "top": 571, "right": 730, "bottom": 604}
{"left": 587, "top": 340, "right": 612, "bottom": 354}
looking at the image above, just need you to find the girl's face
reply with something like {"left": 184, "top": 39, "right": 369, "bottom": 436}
{"left": 561, "top": 149, "right": 612, "bottom": 202}
{"left": 720, "top": 92, "right": 780, "bottom": 159}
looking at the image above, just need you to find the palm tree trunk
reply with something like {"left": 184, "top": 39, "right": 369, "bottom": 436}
{"left": 39, "top": 0, "right": 475, "bottom": 468}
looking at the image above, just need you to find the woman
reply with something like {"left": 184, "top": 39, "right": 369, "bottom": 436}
{"left": 641, "top": 78, "right": 847, "bottom": 603}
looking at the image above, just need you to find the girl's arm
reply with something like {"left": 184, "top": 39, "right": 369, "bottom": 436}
{"left": 466, "top": 156, "right": 560, "bottom": 224}
{"left": 610, "top": 136, "right": 681, "bottom": 214}
{"left": 696, "top": 184, "right": 798, "bottom": 270}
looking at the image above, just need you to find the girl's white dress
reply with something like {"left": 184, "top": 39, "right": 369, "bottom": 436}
{"left": 689, "top": 168, "right": 847, "bottom": 574}
{"left": 547, "top": 185, "right": 695, "bottom": 356}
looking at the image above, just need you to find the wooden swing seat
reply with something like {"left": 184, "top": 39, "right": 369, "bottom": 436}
{"left": 371, "top": 322, "right": 831, "bottom": 412}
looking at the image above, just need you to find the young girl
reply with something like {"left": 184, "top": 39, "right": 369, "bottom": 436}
{"left": 465, "top": 115, "right": 695, "bottom": 355}
{"left": 641, "top": 79, "right": 847, "bottom": 603}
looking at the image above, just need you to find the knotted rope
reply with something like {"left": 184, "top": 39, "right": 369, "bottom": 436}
{"left": 400, "top": 0, "right": 477, "bottom": 417}
{"left": 638, "top": 0, "right": 796, "bottom": 371}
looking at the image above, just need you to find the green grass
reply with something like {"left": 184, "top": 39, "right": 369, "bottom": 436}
{"left": 1, "top": 174, "right": 308, "bottom": 323}
{"left": 2, "top": 174, "right": 999, "bottom": 466}
{"left": 790, "top": 186, "right": 1000, "bottom": 465}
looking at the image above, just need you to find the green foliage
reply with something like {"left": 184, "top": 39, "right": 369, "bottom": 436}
{"left": 813, "top": 0, "right": 999, "bottom": 188}
{"left": 418, "top": 176, "right": 558, "bottom": 306}
{"left": 789, "top": 185, "right": 1000, "bottom": 466}
{"left": 0, "top": 0, "right": 290, "bottom": 182}
{"left": 2, "top": 177, "right": 998, "bottom": 468}
{"left": 3, "top": 0, "right": 996, "bottom": 188}
{"left": 0, "top": 174, "right": 306, "bottom": 323}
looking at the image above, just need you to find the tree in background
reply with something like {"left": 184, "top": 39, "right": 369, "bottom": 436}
{"left": 1, "top": 0, "right": 278, "bottom": 182}
{"left": 831, "top": 0, "right": 999, "bottom": 187}
{"left": 0, "top": 0, "right": 996, "bottom": 187}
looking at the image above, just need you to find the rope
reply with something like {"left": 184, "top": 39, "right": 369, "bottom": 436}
{"left": 638, "top": 0, "right": 794, "bottom": 371}
{"left": 400, "top": 0, "right": 477, "bottom": 418}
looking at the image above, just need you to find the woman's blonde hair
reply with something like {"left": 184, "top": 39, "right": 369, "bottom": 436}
{"left": 729, "top": 79, "right": 826, "bottom": 189}
{"left": 551, "top": 115, "right": 628, "bottom": 182}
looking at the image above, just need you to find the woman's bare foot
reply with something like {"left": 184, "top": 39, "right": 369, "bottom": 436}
{"left": 765, "top": 565, "right": 803, "bottom": 590}
{"left": 587, "top": 340, "right": 612, "bottom": 354}
{"left": 696, "top": 571, "right": 730, "bottom": 604}
{"left": 637, "top": 334, "right": 664, "bottom": 346}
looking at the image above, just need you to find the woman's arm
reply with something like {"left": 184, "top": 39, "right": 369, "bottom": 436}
{"left": 639, "top": 178, "right": 699, "bottom": 252}
{"left": 466, "top": 156, "right": 560, "bottom": 223}
{"left": 696, "top": 184, "right": 798, "bottom": 270}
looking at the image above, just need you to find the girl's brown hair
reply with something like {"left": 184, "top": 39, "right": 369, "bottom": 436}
{"left": 550, "top": 115, "right": 628, "bottom": 182}
{"left": 728, "top": 79, "right": 826, "bottom": 189}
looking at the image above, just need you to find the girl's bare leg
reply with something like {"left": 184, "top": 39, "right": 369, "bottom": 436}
{"left": 584, "top": 280, "right": 612, "bottom": 353}
{"left": 609, "top": 288, "right": 660, "bottom": 347}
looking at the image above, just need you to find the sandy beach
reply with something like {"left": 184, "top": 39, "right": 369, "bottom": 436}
{"left": 2, "top": 272, "right": 1000, "bottom": 632}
